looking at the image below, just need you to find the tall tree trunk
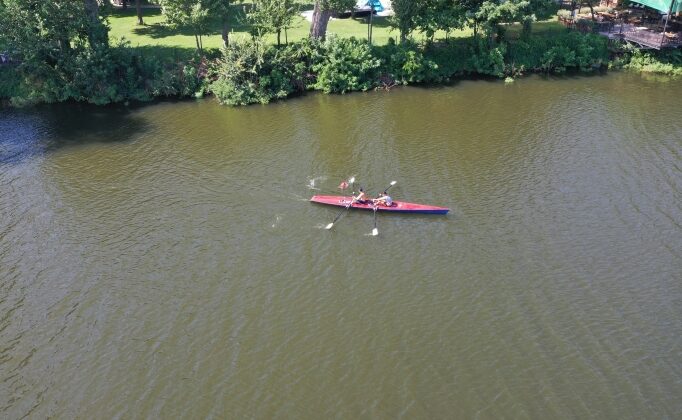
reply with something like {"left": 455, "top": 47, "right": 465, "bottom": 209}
{"left": 277, "top": 30, "right": 281, "bottom": 47}
{"left": 84, "top": 0, "right": 108, "bottom": 47}
{"left": 136, "top": 0, "right": 143, "bottom": 25}
{"left": 368, "top": 7, "right": 374, "bottom": 44}
{"left": 310, "top": 1, "right": 332, "bottom": 40}
{"left": 221, "top": 16, "right": 229, "bottom": 48}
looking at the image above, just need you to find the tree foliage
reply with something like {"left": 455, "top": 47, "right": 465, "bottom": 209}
{"left": 210, "top": 37, "right": 307, "bottom": 105}
{"left": 475, "top": 0, "right": 530, "bottom": 44}
{"left": 0, "top": 0, "right": 202, "bottom": 105}
{"left": 0, "top": 0, "right": 107, "bottom": 57}
{"left": 312, "top": 36, "right": 381, "bottom": 93}
{"left": 247, "top": 0, "right": 299, "bottom": 46}
{"left": 159, "top": 0, "right": 211, "bottom": 52}
{"left": 390, "top": 0, "right": 421, "bottom": 43}
{"left": 412, "top": 0, "right": 467, "bottom": 41}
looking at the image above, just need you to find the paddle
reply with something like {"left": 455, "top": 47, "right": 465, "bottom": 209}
{"left": 370, "top": 181, "right": 396, "bottom": 236}
{"left": 325, "top": 177, "right": 355, "bottom": 230}
{"left": 382, "top": 180, "right": 397, "bottom": 194}
{"left": 371, "top": 205, "right": 378, "bottom": 236}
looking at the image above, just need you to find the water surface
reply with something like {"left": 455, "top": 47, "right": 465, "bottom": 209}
{"left": 1, "top": 73, "right": 681, "bottom": 418}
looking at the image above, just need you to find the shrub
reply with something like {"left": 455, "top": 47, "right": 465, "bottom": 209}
{"left": 624, "top": 49, "right": 682, "bottom": 75}
{"left": 508, "top": 32, "right": 607, "bottom": 73}
{"left": 6, "top": 40, "right": 203, "bottom": 106}
{"left": 0, "top": 66, "right": 22, "bottom": 100}
{"left": 210, "top": 38, "right": 305, "bottom": 105}
{"left": 423, "top": 40, "right": 472, "bottom": 80}
{"left": 311, "top": 36, "right": 381, "bottom": 94}
{"left": 468, "top": 39, "right": 506, "bottom": 77}
{"left": 377, "top": 41, "right": 440, "bottom": 83}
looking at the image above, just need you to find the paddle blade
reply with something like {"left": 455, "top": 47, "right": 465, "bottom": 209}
{"left": 384, "top": 181, "right": 397, "bottom": 193}
{"left": 325, "top": 223, "right": 334, "bottom": 230}
{"left": 348, "top": 176, "right": 355, "bottom": 184}
{"left": 372, "top": 228, "right": 378, "bottom": 236}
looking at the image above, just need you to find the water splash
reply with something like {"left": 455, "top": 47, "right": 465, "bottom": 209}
{"left": 307, "top": 175, "right": 328, "bottom": 190}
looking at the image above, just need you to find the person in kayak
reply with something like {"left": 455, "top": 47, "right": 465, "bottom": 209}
{"left": 373, "top": 192, "right": 393, "bottom": 207}
{"left": 354, "top": 188, "right": 369, "bottom": 204}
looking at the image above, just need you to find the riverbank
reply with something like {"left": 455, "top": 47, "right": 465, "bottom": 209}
{"left": 0, "top": 32, "right": 604, "bottom": 107}
{"left": 3, "top": 0, "right": 682, "bottom": 109}
{"left": 1, "top": 30, "right": 680, "bottom": 108}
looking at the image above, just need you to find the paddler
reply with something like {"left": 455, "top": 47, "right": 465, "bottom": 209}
{"left": 373, "top": 191, "right": 393, "bottom": 207}
{"left": 354, "top": 188, "right": 369, "bottom": 204}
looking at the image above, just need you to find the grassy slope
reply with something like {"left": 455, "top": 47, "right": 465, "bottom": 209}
{"left": 107, "top": 7, "right": 565, "bottom": 56}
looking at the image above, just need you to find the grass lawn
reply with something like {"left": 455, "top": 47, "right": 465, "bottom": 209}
{"left": 107, "top": 5, "right": 566, "bottom": 57}
{"left": 107, "top": 7, "right": 405, "bottom": 51}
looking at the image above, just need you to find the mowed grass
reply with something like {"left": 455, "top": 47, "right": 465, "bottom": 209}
{"left": 107, "top": 7, "right": 404, "bottom": 52}
{"left": 107, "top": 6, "right": 565, "bottom": 57}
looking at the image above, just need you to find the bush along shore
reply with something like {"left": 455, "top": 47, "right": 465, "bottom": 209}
{"left": 0, "top": 31, "right": 682, "bottom": 106}
{"left": 208, "top": 32, "right": 614, "bottom": 106}
{"left": 1, "top": 33, "right": 681, "bottom": 107}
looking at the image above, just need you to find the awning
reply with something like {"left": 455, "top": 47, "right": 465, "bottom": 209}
{"left": 629, "top": 0, "right": 682, "bottom": 14}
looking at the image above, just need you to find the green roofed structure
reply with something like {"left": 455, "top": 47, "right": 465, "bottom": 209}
{"left": 629, "top": 0, "right": 682, "bottom": 14}
{"left": 606, "top": 0, "right": 682, "bottom": 49}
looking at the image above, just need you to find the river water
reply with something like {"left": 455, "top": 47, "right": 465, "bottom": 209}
{"left": 1, "top": 73, "right": 681, "bottom": 418}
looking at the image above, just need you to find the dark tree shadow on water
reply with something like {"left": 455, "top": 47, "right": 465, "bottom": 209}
{"left": 0, "top": 103, "right": 150, "bottom": 165}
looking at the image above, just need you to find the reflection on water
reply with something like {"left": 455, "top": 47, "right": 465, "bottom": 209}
{"left": 0, "top": 105, "right": 149, "bottom": 164}
{"left": 1, "top": 73, "right": 681, "bottom": 418}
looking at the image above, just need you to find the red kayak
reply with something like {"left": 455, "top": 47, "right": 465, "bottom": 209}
{"left": 310, "top": 195, "right": 449, "bottom": 214}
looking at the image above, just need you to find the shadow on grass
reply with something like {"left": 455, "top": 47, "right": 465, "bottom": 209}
{"left": 114, "top": 6, "right": 253, "bottom": 39}
{"left": 109, "top": 7, "right": 163, "bottom": 20}
{"left": 346, "top": 16, "right": 392, "bottom": 29}
{"left": 504, "top": 20, "right": 568, "bottom": 40}
{"left": 131, "top": 44, "right": 200, "bottom": 61}
{"left": 132, "top": 22, "right": 221, "bottom": 38}
{"left": 299, "top": 2, "right": 315, "bottom": 12}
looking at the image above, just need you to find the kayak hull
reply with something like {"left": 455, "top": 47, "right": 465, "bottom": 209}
{"left": 310, "top": 195, "right": 449, "bottom": 214}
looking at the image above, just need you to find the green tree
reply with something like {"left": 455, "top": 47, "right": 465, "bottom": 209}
{"left": 475, "top": 0, "right": 530, "bottom": 45}
{"left": 247, "top": 0, "right": 299, "bottom": 46}
{"left": 159, "top": 0, "right": 211, "bottom": 52}
{"left": 310, "top": 0, "right": 356, "bottom": 39}
{"left": 390, "top": 0, "right": 421, "bottom": 43}
{"left": 520, "top": 0, "right": 557, "bottom": 38}
{"left": 205, "top": 0, "right": 242, "bottom": 48}
{"left": 83, "top": 0, "right": 109, "bottom": 47}
{"left": 391, "top": 0, "right": 466, "bottom": 43}
{"left": 459, "top": 0, "right": 486, "bottom": 38}
{"left": 0, "top": 0, "right": 108, "bottom": 59}
{"left": 412, "top": 0, "right": 466, "bottom": 41}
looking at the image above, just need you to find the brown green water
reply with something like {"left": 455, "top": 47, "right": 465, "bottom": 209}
{"left": 1, "top": 73, "right": 681, "bottom": 418}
